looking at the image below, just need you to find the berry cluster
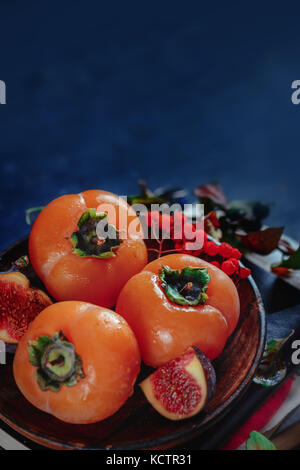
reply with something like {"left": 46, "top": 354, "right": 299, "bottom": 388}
{"left": 145, "top": 211, "right": 251, "bottom": 282}
{"left": 203, "top": 241, "right": 251, "bottom": 280}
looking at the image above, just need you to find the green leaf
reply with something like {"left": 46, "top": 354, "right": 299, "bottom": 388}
{"left": 246, "top": 431, "right": 276, "bottom": 450}
{"left": 127, "top": 195, "right": 167, "bottom": 206}
{"left": 128, "top": 180, "right": 168, "bottom": 207}
{"left": 36, "top": 369, "right": 62, "bottom": 392}
{"left": 272, "top": 246, "right": 300, "bottom": 270}
{"left": 28, "top": 336, "right": 53, "bottom": 366}
{"left": 25, "top": 207, "right": 44, "bottom": 225}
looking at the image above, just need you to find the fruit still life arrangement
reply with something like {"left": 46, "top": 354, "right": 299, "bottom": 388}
{"left": 0, "top": 184, "right": 269, "bottom": 448}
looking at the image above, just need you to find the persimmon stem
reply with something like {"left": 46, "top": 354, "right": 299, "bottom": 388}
{"left": 159, "top": 265, "right": 210, "bottom": 306}
{"left": 179, "top": 282, "right": 193, "bottom": 294}
{"left": 71, "top": 209, "right": 122, "bottom": 259}
{"left": 28, "top": 331, "right": 85, "bottom": 392}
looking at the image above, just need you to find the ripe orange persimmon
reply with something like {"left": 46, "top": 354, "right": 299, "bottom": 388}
{"left": 13, "top": 301, "right": 141, "bottom": 424}
{"left": 29, "top": 190, "right": 147, "bottom": 307}
{"left": 116, "top": 254, "right": 240, "bottom": 368}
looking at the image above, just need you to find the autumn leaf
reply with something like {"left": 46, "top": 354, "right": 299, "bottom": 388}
{"left": 194, "top": 182, "right": 228, "bottom": 211}
{"left": 271, "top": 266, "right": 291, "bottom": 278}
{"left": 237, "top": 227, "right": 284, "bottom": 255}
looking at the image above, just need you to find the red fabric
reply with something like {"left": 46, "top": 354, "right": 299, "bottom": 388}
{"left": 222, "top": 377, "right": 294, "bottom": 450}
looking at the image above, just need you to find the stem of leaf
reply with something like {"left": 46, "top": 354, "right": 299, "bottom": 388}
{"left": 25, "top": 207, "right": 44, "bottom": 225}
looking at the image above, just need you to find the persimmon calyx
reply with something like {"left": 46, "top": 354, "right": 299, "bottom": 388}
{"left": 71, "top": 209, "right": 123, "bottom": 259}
{"left": 28, "top": 331, "right": 85, "bottom": 392}
{"left": 159, "top": 265, "right": 210, "bottom": 306}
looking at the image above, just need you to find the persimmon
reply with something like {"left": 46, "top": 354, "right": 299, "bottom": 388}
{"left": 29, "top": 190, "right": 148, "bottom": 307}
{"left": 116, "top": 254, "right": 240, "bottom": 368}
{"left": 13, "top": 301, "right": 141, "bottom": 424}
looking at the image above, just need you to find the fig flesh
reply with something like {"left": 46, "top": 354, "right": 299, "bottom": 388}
{"left": 140, "top": 346, "right": 216, "bottom": 420}
{"left": 0, "top": 272, "right": 52, "bottom": 343}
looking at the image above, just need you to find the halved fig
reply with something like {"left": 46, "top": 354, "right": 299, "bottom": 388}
{"left": 140, "top": 346, "right": 216, "bottom": 420}
{"left": 0, "top": 272, "right": 52, "bottom": 343}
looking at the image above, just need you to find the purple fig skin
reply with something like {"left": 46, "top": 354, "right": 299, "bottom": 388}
{"left": 192, "top": 346, "right": 216, "bottom": 403}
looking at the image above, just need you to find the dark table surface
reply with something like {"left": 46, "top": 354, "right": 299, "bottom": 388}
{"left": 0, "top": 0, "right": 300, "bottom": 252}
{"left": 1, "top": 1, "right": 300, "bottom": 449}
{"left": 0, "top": 257, "right": 299, "bottom": 450}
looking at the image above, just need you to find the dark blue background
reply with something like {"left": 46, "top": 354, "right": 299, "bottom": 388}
{"left": 0, "top": 0, "right": 300, "bottom": 251}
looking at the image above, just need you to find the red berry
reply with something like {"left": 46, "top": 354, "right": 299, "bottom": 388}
{"left": 231, "top": 248, "right": 242, "bottom": 260}
{"left": 221, "top": 259, "right": 237, "bottom": 276}
{"left": 174, "top": 240, "right": 185, "bottom": 250}
{"left": 210, "top": 261, "right": 220, "bottom": 269}
{"left": 239, "top": 267, "right": 251, "bottom": 279}
{"left": 228, "top": 257, "right": 240, "bottom": 269}
{"left": 203, "top": 240, "right": 219, "bottom": 257}
{"left": 219, "top": 242, "right": 233, "bottom": 258}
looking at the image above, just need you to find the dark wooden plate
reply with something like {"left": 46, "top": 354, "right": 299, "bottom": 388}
{"left": 0, "top": 237, "right": 266, "bottom": 450}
